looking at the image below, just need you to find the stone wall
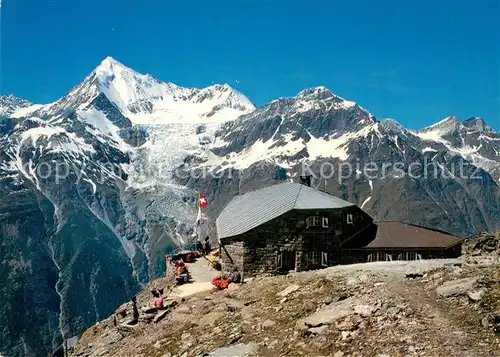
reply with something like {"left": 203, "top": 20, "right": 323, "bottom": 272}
{"left": 219, "top": 239, "right": 244, "bottom": 272}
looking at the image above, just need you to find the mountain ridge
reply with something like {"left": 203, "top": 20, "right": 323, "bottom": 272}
{"left": 0, "top": 56, "right": 498, "bottom": 357}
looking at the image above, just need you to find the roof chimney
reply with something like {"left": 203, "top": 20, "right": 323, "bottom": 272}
{"left": 299, "top": 175, "right": 312, "bottom": 187}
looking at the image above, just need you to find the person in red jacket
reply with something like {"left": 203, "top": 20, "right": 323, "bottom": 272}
{"left": 212, "top": 274, "right": 229, "bottom": 290}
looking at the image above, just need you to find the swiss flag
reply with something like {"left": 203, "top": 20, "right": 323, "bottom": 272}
{"left": 198, "top": 194, "right": 208, "bottom": 208}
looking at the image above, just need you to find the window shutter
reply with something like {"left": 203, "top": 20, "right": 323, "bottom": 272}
{"left": 276, "top": 252, "right": 283, "bottom": 268}
{"left": 321, "top": 252, "right": 328, "bottom": 267}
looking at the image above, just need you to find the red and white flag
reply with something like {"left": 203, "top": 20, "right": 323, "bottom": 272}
{"left": 198, "top": 193, "right": 207, "bottom": 209}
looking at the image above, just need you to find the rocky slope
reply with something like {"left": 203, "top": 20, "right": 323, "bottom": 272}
{"left": 463, "top": 232, "right": 500, "bottom": 264}
{"left": 72, "top": 236, "right": 500, "bottom": 357}
{"left": 0, "top": 57, "right": 499, "bottom": 357}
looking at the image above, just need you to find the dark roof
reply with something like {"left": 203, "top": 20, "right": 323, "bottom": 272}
{"left": 365, "top": 221, "right": 463, "bottom": 249}
{"left": 217, "top": 182, "right": 355, "bottom": 239}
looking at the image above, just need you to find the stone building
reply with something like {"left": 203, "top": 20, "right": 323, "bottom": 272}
{"left": 216, "top": 182, "right": 464, "bottom": 277}
{"left": 216, "top": 182, "right": 375, "bottom": 276}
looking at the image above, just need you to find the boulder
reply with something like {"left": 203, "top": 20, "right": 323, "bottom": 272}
{"left": 141, "top": 307, "right": 157, "bottom": 314}
{"left": 309, "top": 326, "right": 329, "bottom": 335}
{"left": 277, "top": 284, "right": 300, "bottom": 298}
{"left": 354, "top": 304, "right": 376, "bottom": 317}
{"left": 436, "top": 277, "right": 478, "bottom": 297}
{"left": 295, "top": 297, "right": 363, "bottom": 330}
{"left": 223, "top": 298, "right": 245, "bottom": 311}
{"left": 204, "top": 342, "right": 257, "bottom": 357}
{"left": 482, "top": 311, "right": 500, "bottom": 333}
{"left": 176, "top": 305, "right": 191, "bottom": 314}
{"left": 468, "top": 289, "right": 486, "bottom": 302}
{"left": 164, "top": 299, "right": 178, "bottom": 308}
{"left": 153, "top": 310, "right": 169, "bottom": 323}
{"left": 261, "top": 319, "right": 276, "bottom": 329}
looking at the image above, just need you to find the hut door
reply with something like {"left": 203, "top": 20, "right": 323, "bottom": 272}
{"left": 277, "top": 251, "right": 296, "bottom": 271}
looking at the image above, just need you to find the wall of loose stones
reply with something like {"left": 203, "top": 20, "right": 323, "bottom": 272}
{"left": 219, "top": 238, "right": 244, "bottom": 273}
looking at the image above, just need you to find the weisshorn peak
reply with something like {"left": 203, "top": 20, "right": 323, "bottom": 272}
{"left": 91, "top": 56, "right": 255, "bottom": 124}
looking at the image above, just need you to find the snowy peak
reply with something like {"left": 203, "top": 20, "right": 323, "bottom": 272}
{"left": 91, "top": 56, "right": 180, "bottom": 115}
{"left": 297, "top": 86, "right": 336, "bottom": 100}
{"left": 296, "top": 86, "right": 356, "bottom": 106}
{"left": 25, "top": 56, "right": 255, "bottom": 125}
{"left": 95, "top": 56, "right": 129, "bottom": 75}
{"left": 190, "top": 83, "right": 253, "bottom": 109}
{"left": 462, "top": 117, "right": 495, "bottom": 133}
{"left": 380, "top": 118, "right": 411, "bottom": 136}
{"left": 74, "top": 56, "right": 255, "bottom": 124}
{"left": 0, "top": 95, "right": 33, "bottom": 116}
{"left": 419, "top": 116, "right": 462, "bottom": 136}
{"left": 419, "top": 116, "right": 496, "bottom": 136}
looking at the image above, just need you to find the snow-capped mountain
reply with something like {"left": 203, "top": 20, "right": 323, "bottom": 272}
{"left": 412, "top": 116, "right": 500, "bottom": 182}
{"left": 0, "top": 94, "right": 40, "bottom": 117}
{"left": 206, "top": 86, "right": 377, "bottom": 169}
{"left": 0, "top": 57, "right": 255, "bottom": 357}
{"left": 0, "top": 57, "right": 498, "bottom": 357}
{"left": 29, "top": 57, "right": 254, "bottom": 125}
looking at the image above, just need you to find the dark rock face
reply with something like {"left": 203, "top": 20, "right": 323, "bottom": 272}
{"left": 0, "top": 114, "right": 145, "bottom": 356}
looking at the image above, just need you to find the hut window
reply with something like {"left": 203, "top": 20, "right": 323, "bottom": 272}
{"left": 322, "top": 217, "right": 329, "bottom": 228}
{"left": 346, "top": 214, "right": 354, "bottom": 224}
{"left": 307, "top": 251, "right": 320, "bottom": 265}
{"left": 306, "top": 216, "right": 322, "bottom": 227}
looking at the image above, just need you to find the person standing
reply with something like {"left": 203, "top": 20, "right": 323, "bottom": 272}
{"left": 196, "top": 240, "right": 204, "bottom": 254}
{"left": 204, "top": 236, "right": 211, "bottom": 255}
{"left": 131, "top": 296, "right": 139, "bottom": 323}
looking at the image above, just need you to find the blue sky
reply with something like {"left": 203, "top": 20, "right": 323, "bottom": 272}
{"left": 2, "top": 0, "right": 499, "bottom": 130}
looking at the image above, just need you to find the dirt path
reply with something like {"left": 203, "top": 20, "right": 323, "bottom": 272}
{"left": 186, "top": 257, "right": 220, "bottom": 283}
{"left": 167, "top": 258, "right": 220, "bottom": 299}
{"left": 382, "top": 275, "right": 494, "bottom": 357}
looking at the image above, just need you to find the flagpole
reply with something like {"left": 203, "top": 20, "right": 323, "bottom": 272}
{"left": 196, "top": 204, "right": 201, "bottom": 244}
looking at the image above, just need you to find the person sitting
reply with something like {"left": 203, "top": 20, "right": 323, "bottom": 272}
{"left": 175, "top": 263, "right": 190, "bottom": 284}
{"left": 152, "top": 289, "right": 165, "bottom": 310}
{"left": 211, "top": 274, "right": 229, "bottom": 290}
{"left": 228, "top": 267, "right": 241, "bottom": 284}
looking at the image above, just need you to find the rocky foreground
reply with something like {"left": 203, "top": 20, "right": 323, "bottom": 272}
{"left": 73, "top": 233, "right": 500, "bottom": 357}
